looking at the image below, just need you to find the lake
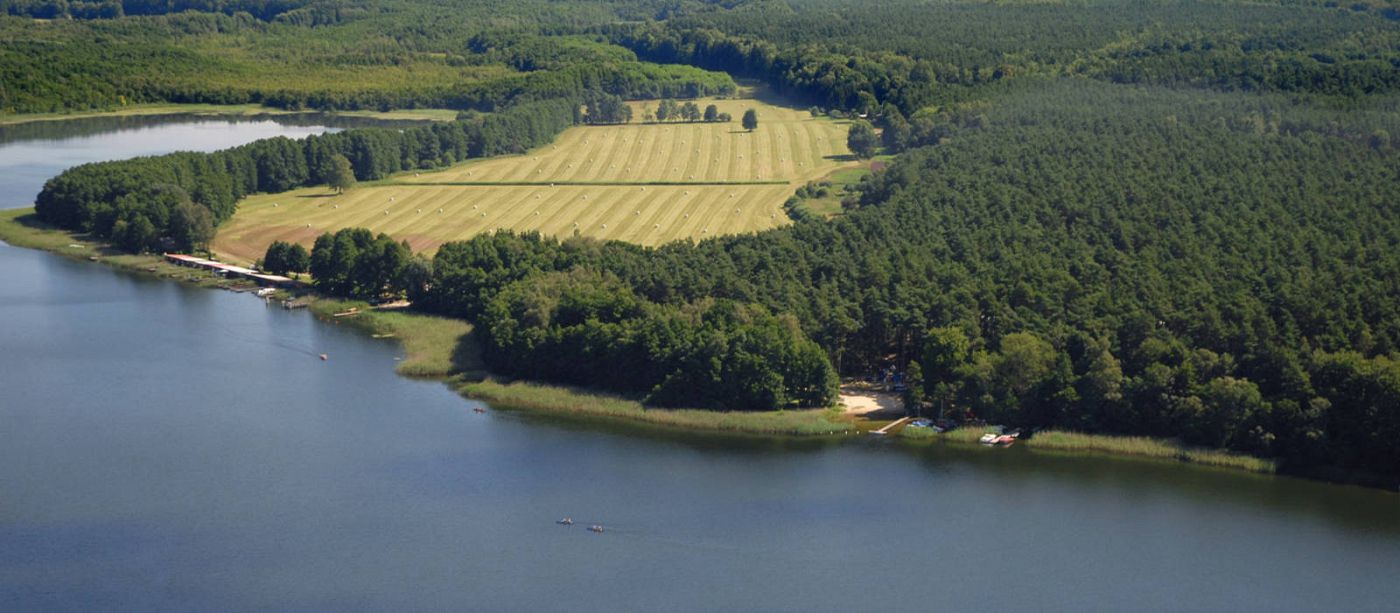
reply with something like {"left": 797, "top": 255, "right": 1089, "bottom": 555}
{"left": 2, "top": 115, "right": 1398, "bottom": 611}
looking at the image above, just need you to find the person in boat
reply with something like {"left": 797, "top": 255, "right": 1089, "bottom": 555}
{"left": 589, "top": 525, "right": 604, "bottom": 533}
{"left": 558, "top": 517, "right": 573, "bottom": 525}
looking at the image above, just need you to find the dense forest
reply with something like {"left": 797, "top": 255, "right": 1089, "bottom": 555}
{"left": 12, "top": 0, "right": 1400, "bottom": 483}
{"left": 641, "top": 0, "right": 1400, "bottom": 102}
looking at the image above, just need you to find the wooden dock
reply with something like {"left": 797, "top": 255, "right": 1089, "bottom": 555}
{"left": 871, "top": 417, "right": 913, "bottom": 436}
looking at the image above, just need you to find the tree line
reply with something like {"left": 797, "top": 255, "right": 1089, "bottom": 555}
{"left": 648, "top": 99, "right": 732, "bottom": 123}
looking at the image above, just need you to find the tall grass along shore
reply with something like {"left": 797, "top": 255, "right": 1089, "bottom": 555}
{"left": 899, "top": 423, "right": 1276, "bottom": 474}
{"left": 460, "top": 379, "right": 851, "bottom": 436}
{"left": 308, "top": 298, "right": 481, "bottom": 379}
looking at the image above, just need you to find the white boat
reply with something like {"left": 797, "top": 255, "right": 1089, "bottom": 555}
{"left": 255, "top": 288, "right": 276, "bottom": 297}
{"left": 979, "top": 433, "right": 1000, "bottom": 445}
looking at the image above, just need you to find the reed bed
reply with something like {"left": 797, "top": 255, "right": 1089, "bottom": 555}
{"left": 459, "top": 379, "right": 850, "bottom": 436}
{"left": 310, "top": 298, "right": 480, "bottom": 378}
{"left": 1025, "top": 430, "right": 1277, "bottom": 473}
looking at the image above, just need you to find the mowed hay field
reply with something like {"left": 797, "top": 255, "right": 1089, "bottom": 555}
{"left": 213, "top": 97, "right": 854, "bottom": 263}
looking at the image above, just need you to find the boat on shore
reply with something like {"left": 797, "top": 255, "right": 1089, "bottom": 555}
{"left": 980, "top": 431, "right": 1019, "bottom": 446}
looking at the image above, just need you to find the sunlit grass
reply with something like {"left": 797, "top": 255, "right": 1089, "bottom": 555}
{"left": 213, "top": 96, "right": 859, "bottom": 262}
{"left": 895, "top": 424, "right": 1275, "bottom": 474}
{"left": 0, "top": 208, "right": 245, "bottom": 289}
{"left": 1026, "top": 430, "right": 1276, "bottom": 473}
{"left": 309, "top": 298, "right": 481, "bottom": 378}
{"left": 459, "top": 379, "right": 852, "bottom": 436}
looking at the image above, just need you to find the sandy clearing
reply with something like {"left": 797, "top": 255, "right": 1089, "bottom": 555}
{"left": 839, "top": 389, "right": 904, "bottom": 416}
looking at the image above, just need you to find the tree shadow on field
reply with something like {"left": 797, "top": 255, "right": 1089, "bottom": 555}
{"left": 824, "top": 154, "right": 858, "bottom": 162}
{"left": 738, "top": 80, "right": 802, "bottom": 109}
{"left": 13, "top": 212, "right": 51, "bottom": 231}
{"left": 297, "top": 193, "right": 337, "bottom": 199}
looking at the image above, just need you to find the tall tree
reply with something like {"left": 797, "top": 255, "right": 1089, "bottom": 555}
{"left": 169, "top": 201, "right": 215, "bottom": 253}
{"left": 681, "top": 101, "right": 701, "bottom": 122}
{"left": 742, "top": 108, "right": 758, "bottom": 131}
{"left": 847, "top": 120, "right": 879, "bottom": 158}
{"left": 328, "top": 154, "right": 356, "bottom": 194}
{"left": 923, "top": 327, "right": 972, "bottom": 415}
{"left": 881, "top": 112, "right": 912, "bottom": 153}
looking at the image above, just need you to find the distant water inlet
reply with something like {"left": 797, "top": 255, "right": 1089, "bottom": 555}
{"left": 0, "top": 114, "right": 358, "bottom": 210}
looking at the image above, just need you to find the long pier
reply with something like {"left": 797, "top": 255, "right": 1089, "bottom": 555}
{"left": 163, "top": 253, "right": 299, "bottom": 288}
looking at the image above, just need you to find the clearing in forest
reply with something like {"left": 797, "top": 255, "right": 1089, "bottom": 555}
{"left": 212, "top": 96, "right": 855, "bottom": 263}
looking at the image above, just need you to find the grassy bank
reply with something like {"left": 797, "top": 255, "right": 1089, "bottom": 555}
{"left": 307, "top": 298, "right": 482, "bottom": 379}
{"left": 0, "top": 208, "right": 258, "bottom": 290}
{"left": 1025, "top": 430, "right": 1276, "bottom": 473}
{"left": 898, "top": 423, "right": 1276, "bottom": 474}
{"left": 0, "top": 103, "right": 458, "bottom": 126}
{"left": 459, "top": 379, "right": 852, "bottom": 436}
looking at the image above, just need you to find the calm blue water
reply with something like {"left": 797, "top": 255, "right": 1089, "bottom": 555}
{"left": 1, "top": 116, "right": 1399, "bottom": 611}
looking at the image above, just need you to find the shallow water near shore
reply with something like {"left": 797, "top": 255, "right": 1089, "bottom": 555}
{"left": 2, "top": 116, "right": 1400, "bottom": 611}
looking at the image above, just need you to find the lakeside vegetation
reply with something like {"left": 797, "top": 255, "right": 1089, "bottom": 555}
{"left": 1024, "top": 431, "right": 1277, "bottom": 474}
{"left": 308, "top": 298, "right": 482, "bottom": 379}
{"left": 898, "top": 425, "right": 1275, "bottom": 473}
{"left": 0, "top": 207, "right": 257, "bottom": 290}
{"left": 459, "top": 379, "right": 849, "bottom": 436}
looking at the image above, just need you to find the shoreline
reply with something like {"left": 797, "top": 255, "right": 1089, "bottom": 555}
{"left": 0, "top": 103, "right": 459, "bottom": 127}
{"left": 1, "top": 207, "right": 1303, "bottom": 478}
{"left": 900, "top": 425, "right": 1278, "bottom": 474}
{"left": 458, "top": 379, "right": 852, "bottom": 437}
